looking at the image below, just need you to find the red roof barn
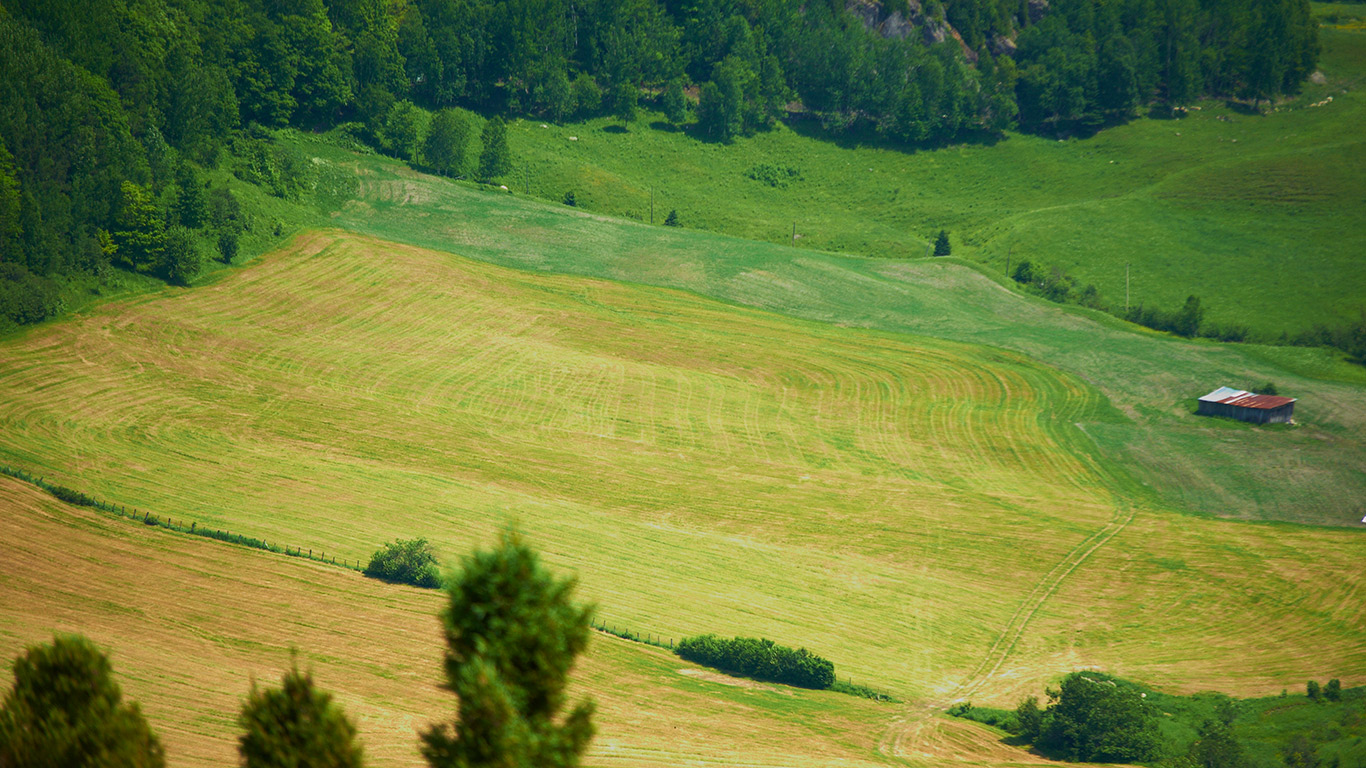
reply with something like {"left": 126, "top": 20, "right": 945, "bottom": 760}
{"left": 1197, "top": 387, "right": 1296, "bottom": 424}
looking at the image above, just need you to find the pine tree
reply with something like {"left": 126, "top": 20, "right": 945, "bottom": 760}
{"left": 421, "top": 529, "right": 595, "bottom": 768}
{"left": 478, "top": 117, "right": 512, "bottom": 182}
{"left": 934, "top": 230, "right": 951, "bottom": 256}
{"left": 238, "top": 659, "right": 363, "bottom": 768}
{"left": 0, "top": 635, "right": 165, "bottom": 768}
{"left": 664, "top": 209, "right": 680, "bottom": 227}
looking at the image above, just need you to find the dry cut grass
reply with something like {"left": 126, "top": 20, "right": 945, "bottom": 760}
{"left": 0, "top": 230, "right": 1362, "bottom": 766}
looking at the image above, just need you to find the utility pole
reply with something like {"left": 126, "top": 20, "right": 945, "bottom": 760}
{"left": 1126, "top": 263, "right": 1130, "bottom": 313}
{"left": 523, "top": 165, "right": 530, "bottom": 195}
{"left": 792, "top": 221, "right": 796, "bottom": 243}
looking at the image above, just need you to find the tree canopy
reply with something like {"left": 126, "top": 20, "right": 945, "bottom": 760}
{"left": 421, "top": 529, "right": 595, "bottom": 768}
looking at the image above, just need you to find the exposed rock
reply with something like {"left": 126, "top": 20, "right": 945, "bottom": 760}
{"left": 990, "top": 33, "right": 1017, "bottom": 57}
{"left": 1027, "top": 0, "right": 1049, "bottom": 24}
{"left": 845, "top": 0, "right": 947, "bottom": 44}
{"left": 1310, "top": 70, "right": 1327, "bottom": 85}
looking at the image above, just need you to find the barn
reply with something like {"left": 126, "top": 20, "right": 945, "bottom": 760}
{"left": 1197, "top": 386, "right": 1297, "bottom": 424}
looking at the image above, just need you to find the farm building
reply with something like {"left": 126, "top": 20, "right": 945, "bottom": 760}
{"left": 1197, "top": 387, "right": 1297, "bottom": 424}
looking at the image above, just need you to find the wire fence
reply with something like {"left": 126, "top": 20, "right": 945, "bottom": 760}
{"left": 1, "top": 464, "right": 362, "bottom": 572}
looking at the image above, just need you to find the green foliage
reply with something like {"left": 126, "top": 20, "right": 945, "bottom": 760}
{"left": 1308, "top": 680, "right": 1323, "bottom": 702}
{"left": 664, "top": 209, "right": 679, "bottom": 227}
{"left": 744, "top": 164, "right": 801, "bottom": 188}
{"left": 0, "top": 634, "right": 165, "bottom": 768}
{"left": 674, "top": 634, "right": 835, "bottom": 690}
{"left": 1325, "top": 679, "right": 1342, "bottom": 702}
{"left": 1033, "top": 672, "right": 1161, "bottom": 763}
{"left": 217, "top": 231, "right": 240, "bottom": 264}
{"left": 161, "top": 227, "right": 204, "bottom": 286}
{"left": 421, "top": 529, "right": 595, "bottom": 768}
{"left": 478, "top": 117, "right": 512, "bottom": 181}
{"left": 364, "top": 538, "right": 441, "bottom": 589}
{"left": 662, "top": 78, "right": 688, "bottom": 125}
{"left": 113, "top": 182, "right": 166, "bottom": 274}
{"left": 1012, "top": 260, "right": 1035, "bottom": 286}
{"left": 1191, "top": 719, "right": 1245, "bottom": 768}
{"left": 0, "top": 263, "right": 63, "bottom": 326}
{"left": 563, "top": 191, "right": 577, "bottom": 207}
{"left": 934, "top": 230, "right": 951, "bottom": 257}
{"left": 609, "top": 82, "right": 639, "bottom": 126}
{"left": 1015, "top": 695, "right": 1044, "bottom": 740}
{"left": 1283, "top": 734, "right": 1322, "bottom": 768}
{"left": 424, "top": 109, "right": 474, "bottom": 178}
{"left": 571, "top": 74, "right": 602, "bottom": 119}
{"left": 173, "top": 162, "right": 207, "bottom": 230}
{"left": 532, "top": 66, "right": 573, "bottom": 124}
{"left": 382, "top": 101, "right": 428, "bottom": 163}
{"left": 237, "top": 659, "right": 363, "bottom": 768}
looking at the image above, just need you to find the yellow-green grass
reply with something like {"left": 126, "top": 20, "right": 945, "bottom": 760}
{"left": 0, "top": 231, "right": 1361, "bottom": 768}
{"left": 299, "top": 141, "right": 1366, "bottom": 527}
{"left": 0, "top": 475, "right": 899, "bottom": 768}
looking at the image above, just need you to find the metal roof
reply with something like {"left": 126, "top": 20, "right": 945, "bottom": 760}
{"left": 1199, "top": 386, "right": 1296, "bottom": 410}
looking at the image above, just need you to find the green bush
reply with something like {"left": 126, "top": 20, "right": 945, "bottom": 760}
{"left": 744, "top": 163, "right": 802, "bottom": 188}
{"left": 674, "top": 634, "right": 834, "bottom": 689}
{"left": 0, "top": 635, "right": 165, "bottom": 767}
{"left": 237, "top": 659, "right": 363, "bottom": 768}
{"left": 364, "top": 538, "right": 441, "bottom": 588}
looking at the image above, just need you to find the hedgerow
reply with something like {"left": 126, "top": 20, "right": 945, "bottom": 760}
{"left": 674, "top": 634, "right": 834, "bottom": 690}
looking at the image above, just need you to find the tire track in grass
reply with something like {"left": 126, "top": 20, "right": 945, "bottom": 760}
{"left": 876, "top": 498, "right": 1136, "bottom": 763}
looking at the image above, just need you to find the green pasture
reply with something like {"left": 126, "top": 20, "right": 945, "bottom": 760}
{"left": 495, "top": 25, "right": 1366, "bottom": 340}
{"left": 225, "top": 129, "right": 1364, "bottom": 527}
{"left": 0, "top": 230, "right": 1361, "bottom": 720}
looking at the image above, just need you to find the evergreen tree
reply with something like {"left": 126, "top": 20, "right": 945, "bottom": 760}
{"left": 1307, "top": 680, "right": 1323, "bottom": 702}
{"left": 0, "top": 635, "right": 165, "bottom": 768}
{"left": 934, "top": 230, "right": 951, "bottom": 256}
{"left": 424, "top": 109, "right": 474, "bottom": 178}
{"left": 113, "top": 182, "right": 166, "bottom": 274}
{"left": 237, "top": 659, "right": 363, "bottom": 768}
{"left": 478, "top": 117, "right": 512, "bottom": 181}
{"left": 1014, "top": 696, "right": 1044, "bottom": 740}
{"left": 664, "top": 209, "right": 680, "bottom": 227}
{"left": 421, "top": 529, "right": 595, "bottom": 768}
{"left": 161, "top": 227, "right": 203, "bottom": 286}
{"left": 173, "top": 162, "right": 207, "bottom": 230}
{"left": 662, "top": 78, "right": 688, "bottom": 125}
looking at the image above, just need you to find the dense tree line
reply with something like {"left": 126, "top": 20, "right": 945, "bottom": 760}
{"left": 0, "top": 0, "right": 1320, "bottom": 329}
{"left": 675, "top": 634, "right": 836, "bottom": 689}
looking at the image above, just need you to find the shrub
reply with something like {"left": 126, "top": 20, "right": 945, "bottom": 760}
{"left": 364, "top": 538, "right": 441, "bottom": 588}
{"left": 237, "top": 659, "right": 363, "bottom": 768}
{"left": 563, "top": 191, "right": 577, "bottom": 207}
{"left": 1307, "top": 679, "right": 1322, "bottom": 702}
{"left": 1325, "top": 679, "right": 1341, "bottom": 702}
{"left": 744, "top": 163, "right": 802, "bottom": 188}
{"left": 664, "top": 209, "right": 680, "bottom": 227}
{"left": 674, "top": 634, "right": 835, "bottom": 690}
{"left": 1037, "top": 673, "right": 1160, "bottom": 763}
{"left": 0, "top": 635, "right": 165, "bottom": 767}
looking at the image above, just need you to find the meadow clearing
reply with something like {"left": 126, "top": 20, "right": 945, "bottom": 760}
{"left": 498, "top": 23, "right": 1366, "bottom": 341}
{"left": 1, "top": 231, "right": 1362, "bottom": 766}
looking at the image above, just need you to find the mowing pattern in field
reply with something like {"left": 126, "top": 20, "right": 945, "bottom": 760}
{"left": 0, "top": 476, "right": 898, "bottom": 768}
{"left": 1, "top": 232, "right": 1362, "bottom": 766}
{"left": 0, "top": 230, "right": 1118, "bottom": 697}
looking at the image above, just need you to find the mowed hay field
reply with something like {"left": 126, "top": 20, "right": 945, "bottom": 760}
{"left": 0, "top": 476, "right": 898, "bottom": 768}
{"left": 1, "top": 231, "right": 1364, "bottom": 766}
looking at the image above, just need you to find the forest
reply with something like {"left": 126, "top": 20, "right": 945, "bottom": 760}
{"left": 0, "top": 0, "right": 1320, "bottom": 326}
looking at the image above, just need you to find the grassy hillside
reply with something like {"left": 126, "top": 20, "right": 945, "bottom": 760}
{"left": 499, "top": 24, "right": 1366, "bottom": 341}
{"left": 0, "top": 476, "right": 899, "bottom": 768}
{"left": 0, "top": 232, "right": 1361, "bottom": 768}
{"left": 262, "top": 136, "right": 1366, "bottom": 527}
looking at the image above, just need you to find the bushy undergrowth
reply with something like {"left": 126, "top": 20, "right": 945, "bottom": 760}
{"left": 675, "top": 634, "right": 834, "bottom": 690}
{"left": 363, "top": 538, "right": 441, "bottom": 589}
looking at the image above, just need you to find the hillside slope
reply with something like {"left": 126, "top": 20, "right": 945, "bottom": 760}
{"left": 0, "top": 232, "right": 1361, "bottom": 768}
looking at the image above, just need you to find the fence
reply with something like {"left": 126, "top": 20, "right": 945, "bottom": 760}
{"left": 1, "top": 464, "right": 362, "bottom": 572}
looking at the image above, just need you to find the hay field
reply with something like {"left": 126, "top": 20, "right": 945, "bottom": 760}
{"left": 0, "top": 475, "right": 896, "bottom": 768}
{"left": 1, "top": 231, "right": 1362, "bottom": 767}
